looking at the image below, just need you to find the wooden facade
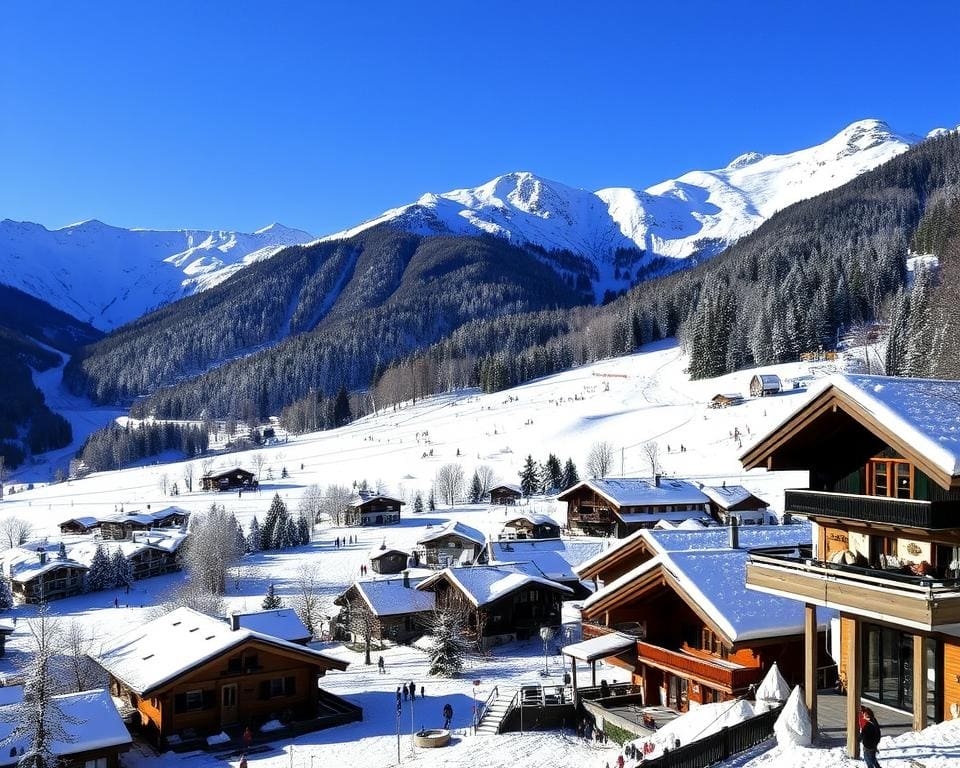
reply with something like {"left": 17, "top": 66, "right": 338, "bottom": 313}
{"left": 741, "top": 378, "right": 960, "bottom": 755}
{"left": 369, "top": 548, "right": 410, "bottom": 575}
{"left": 489, "top": 485, "right": 523, "bottom": 505}
{"left": 559, "top": 482, "right": 710, "bottom": 538}
{"left": 334, "top": 585, "right": 429, "bottom": 646}
{"left": 419, "top": 532, "right": 483, "bottom": 567}
{"left": 344, "top": 495, "right": 403, "bottom": 527}
{"left": 104, "top": 637, "right": 352, "bottom": 742}
{"left": 749, "top": 374, "right": 781, "bottom": 397}
{"left": 58, "top": 517, "right": 99, "bottom": 535}
{"left": 201, "top": 468, "right": 256, "bottom": 492}
{"left": 501, "top": 515, "right": 560, "bottom": 540}
{"left": 10, "top": 560, "right": 87, "bottom": 604}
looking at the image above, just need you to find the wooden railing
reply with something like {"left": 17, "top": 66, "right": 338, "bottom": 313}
{"left": 785, "top": 489, "right": 957, "bottom": 529}
{"left": 631, "top": 703, "right": 783, "bottom": 768}
{"left": 636, "top": 642, "right": 763, "bottom": 692}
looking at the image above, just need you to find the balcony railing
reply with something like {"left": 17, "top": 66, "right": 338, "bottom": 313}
{"left": 636, "top": 641, "right": 763, "bottom": 692}
{"left": 784, "top": 489, "right": 957, "bottom": 529}
{"left": 582, "top": 621, "right": 645, "bottom": 640}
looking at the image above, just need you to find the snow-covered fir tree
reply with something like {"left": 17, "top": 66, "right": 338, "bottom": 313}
{"left": 262, "top": 583, "right": 283, "bottom": 610}
{"left": 519, "top": 455, "right": 539, "bottom": 497}
{"left": 234, "top": 520, "right": 247, "bottom": 556}
{"left": 413, "top": 492, "right": 424, "bottom": 515}
{"left": 296, "top": 513, "right": 311, "bottom": 545}
{"left": 247, "top": 516, "right": 261, "bottom": 553}
{"left": 561, "top": 457, "right": 579, "bottom": 490}
{"left": 86, "top": 544, "right": 112, "bottom": 592}
{"left": 261, "top": 493, "right": 289, "bottom": 550}
{"left": 469, "top": 471, "right": 482, "bottom": 503}
{"left": 427, "top": 607, "right": 467, "bottom": 677}
{"left": 545, "top": 453, "right": 563, "bottom": 492}
{"left": 110, "top": 549, "right": 133, "bottom": 589}
{"left": 282, "top": 516, "right": 299, "bottom": 549}
{"left": 0, "top": 578, "right": 13, "bottom": 611}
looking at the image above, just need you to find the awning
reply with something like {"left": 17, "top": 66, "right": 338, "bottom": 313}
{"left": 563, "top": 632, "right": 637, "bottom": 663}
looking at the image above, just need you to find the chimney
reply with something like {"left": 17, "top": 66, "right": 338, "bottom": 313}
{"left": 655, "top": 474, "right": 661, "bottom": 487}
{"left": 728, "top": 518, "right": 739, "bottom": 550}
{"left": 229, "top": 613, "right": 240, "bottom": 631}
{"left": 402, "top": 570, "right": 410, "bottom": 589}
{"left": 38, "top": 551, "right": 47, "bottom": 565}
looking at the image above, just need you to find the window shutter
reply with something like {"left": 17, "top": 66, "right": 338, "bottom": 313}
{"left": 259, "top": 680, "right": 270, "bottom": 700}
{"left": 203, "top": 689, "right": 215, "bottom": 709}
{"left": 174, "top": 693, "right": 187, "bottom": 713}
{"left": 284, "top": 676, "right": 295, "bottom": 696}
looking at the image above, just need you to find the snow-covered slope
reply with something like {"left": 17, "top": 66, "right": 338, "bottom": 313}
{"left": 328, "top": 119, "right": 932, "bottom": 270}
{"left": 0, "top": 220, "right": 314, "bottom": 329}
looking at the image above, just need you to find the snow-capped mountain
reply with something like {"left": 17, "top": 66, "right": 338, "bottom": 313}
{"left": 327, "top": 119, "right": 931, "bottom": 291}
{"left": 0, "top": 219, "right": 314, "bottom": 329}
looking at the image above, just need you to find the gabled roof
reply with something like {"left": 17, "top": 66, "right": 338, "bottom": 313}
{"left": 490, "top": 483, "right": 523, "bottom": 494}
{"left": 0, "top": 545, "right": 88, "bottom": 582}
{"left": 0, "top": 688, "right": 131, "bottom": 765}
{"left": 416, "top": 564, "right": 573, "bottom": 607}
{"left": 349, "top": 490, "right": 405, "bottom": 508}
{"left": 230, "top": 608, "right": 311, "bottom": 643}
{"left": 58, "top": 516, "right": 100, "bottom": 529}
{"left": 741, "top": 374, "right": 960, "bottom": 489}
{"left": 503, "top": 512, "right": 559, "bottom": 527}
{"left": 92, "top": 606, "right": 347, "bottom": 695}
{"left": 488, "top": 538, "right": 605, "bottom": 582}
{"left": 582, "top": 546, "right": 829, "bottom": 644}
{"left": 339, "top": 576, "right": 436, "bottom": 617}
{"left": 699, "top": 485, "right": 769, "bottom": 510}
{"left": 417, "top": 520, "right": 485, "bottom": 547}
{"left": 557, "top": 477, "right": 710, "bottom": 508}
{"left": 368, "top": 544, "right": 410, "bottom": 560}
{"left": 203, "top": 467, "right": 254, "bottom": 480}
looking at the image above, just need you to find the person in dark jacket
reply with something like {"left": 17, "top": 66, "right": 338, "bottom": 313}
{"left": 442, "top": 702, "right": 453, "bottom": 729}
{"left": 860, "top": 707, "right": 882, "bottom": 768}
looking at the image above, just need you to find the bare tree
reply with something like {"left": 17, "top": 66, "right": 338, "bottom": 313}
{"left": 183, "top": 462, "right": 195, "bottom": 493}
{"left": 201, "top": 457, "right": 215, "bottom": 478}
{"left": 252, "top": 452, "right": 267, "bottom": 481}
{"left": 293, "top": 563, "right": 322, "bottom": 643}
{"left": 179, "top": 505, "right": 243, "bottom": 595}
{"left": 642, "top": 441, "right": 660, "bottom": 479}
{"left": 321, "top": 484, "right": 353, "bottom": 527}
{"left": 475, "top": 464, "right": 497, "bottom": 497}
{"left": 63, "top": 621, "right": 100, "bottom": 693}
{"left": 0, "top": 516, "right": 33, "bottom": 549}
{"left": 586, "top": 441, "right": 615, "bottom": 478}
{"left": 298, "top": 484, "right": 324, "bottom": 525}
{"left": 434, "top": 463, "right": 465, "bottom": 507}
{"left": 158, "top": 473, "right": 169, "bottom": 496}
{"left": 340, "top": 588, "right": 380, "bottom": 666}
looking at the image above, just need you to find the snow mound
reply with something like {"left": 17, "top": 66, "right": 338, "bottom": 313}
{"left": 628, "top": 699, "right": 755, "bottom": 759}
{"left": 754, "top": 661, "right": 791, "bottom": 712}
{"left": 206, "top": 732, "right": 230, "bottom": 746}
{"left": 260, "top": 719, "right": 284, "bottom": 733}
{"left": 774, "top": 686, "right": 812, "bottom": 747}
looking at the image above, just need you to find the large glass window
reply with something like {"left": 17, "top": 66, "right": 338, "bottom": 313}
{"left": 862, "top": 623, "right": 940, "bottom": 719}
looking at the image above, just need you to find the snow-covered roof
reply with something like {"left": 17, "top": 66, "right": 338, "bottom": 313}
{"left": 349, "top": 490, "right": 404, "bottom": 507}
{"left": 0, "top": 620, "right": 14, "bottom": 634}
{"left": 93, "top": 606, "right": 346, "bottom": 695}
{"left": 0, "top": 688, "right": 131, "bottom": 764}
{"left": 349, "top": 576, "right": 436, "bottom": 617}
{"left": 0, "top": 545, "right": 87, "bottom": 582}
{"left": 59, "top": 516, "right": 99, "bottom": 528}
{"left": 617, "top": 509, "right": 714, "bottom": 524}
{"left": 368, "top": 544, "right": 410, "bottom": 560}
{"left": 584, "top": 546, "right": 830, "bottom": 643}
{"left": 503, "top": 512, "right": 559, "bottom": 527}
{"left": 230, "top": 608, "right": 311, "bottom": 642}
{"left": 417, "top": 520, "right": 486, "bottom": 547}
{"left": 490, "top": 483, "right": 523, "bottom": 494}
{"left": 488, "top": 538, "right": 605, "bottom": 581}
{"left": 699, "top": 484, "right": 768, "bottom": 510}
{"left": 563, "top": 632, "right": 636, "bottom": 662}
{"left": 418, "top": 565, "right": 572, "bottom": 607}
{"left": 560, "top": 477, "right": 710, "bottom": 508}
{"left": 752, "top": 374, "right": 782, "bottom": 387}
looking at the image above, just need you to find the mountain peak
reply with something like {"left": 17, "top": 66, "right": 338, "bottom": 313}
{"left": 726, "top": 151, "right": 767, "bottom": 170}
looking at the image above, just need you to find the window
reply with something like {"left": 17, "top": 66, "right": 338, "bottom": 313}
{"left": 227, "top": 656, "right": 242, "bottom": 673}
{"left": 244, "top": 653, "right": 259, "bottom": 671}
{"left": 185, "top": 690, "right": 204, "bottom": 711}
{"left": 84, "top": 759, "right": 107, "bottom": 768}
{"left": 174, "top": 689, "right": 210, "bottom": 713}
{"left": 868, "top": 460, "right": 912, "bottom": 499}
{"left": 263, "top": 677, "right": 297, "bottom": 699}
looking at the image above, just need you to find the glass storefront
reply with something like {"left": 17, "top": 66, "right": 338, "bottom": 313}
{"left": 862, "top": 623, "right": 941, "bottom": 721}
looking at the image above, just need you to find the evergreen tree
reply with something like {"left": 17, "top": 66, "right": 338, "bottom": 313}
{"left": 561, "top": 458, "right": 580, "bottom": 490}
{"left": 261, "top": 493, "right": 288, "bottom": 550}
{"left": 110, "top": 549, "right": 133, "bottom": 589}
{"left": 469, "top": 471, "right": 483, "bottom": 504}
{"left": 904, "top": 266, "right": 934, "bottom": 377}
{"left": 282, "top": 516, "right": 298, "bottom": 549}
{"left": 0, "top": 578, "right": 13, "bottom": 610}
{"left": 519, "top": 455, "right": 539, "bottom": 497}
{"left": 333, "top": 385, "right": 352, "bottom": 426}
{"left": 86, "top": 545, "right": 112, "bottom": 592}
{"left": 545, "top": 454, "right": 563, "bottom": 492}
{"left": 297, "top": 513, "right": 311, "bottom": 545}
{"left": 262, "top": 583, "right": 283, "bottom": 610}
{"left": 885, "top": 291, "right": 910, "bottom": 375}
{"left": 247, "top": 516, "right": 262, "bottom": 553}
{"left": 413, "top": 492, "right": 424, "bottom": 515}
{"left": 427, "top": 608, "right": 468, "bottom": 677}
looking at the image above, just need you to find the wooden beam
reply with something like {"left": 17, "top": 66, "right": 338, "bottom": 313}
{"left": 804, "top": 604, "right": 818, "bottom": 733}
{"left": 846, "top": 616, "right": 861, "bottom": 759}
{"left": 914, "top": 633, "right": 928, "bottom": 731}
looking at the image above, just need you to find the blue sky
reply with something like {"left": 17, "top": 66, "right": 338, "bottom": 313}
{"left": 2, "top": 1, "right": 959, "bottom": 235}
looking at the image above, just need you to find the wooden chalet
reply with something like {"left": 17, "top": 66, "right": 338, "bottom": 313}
{"left": 485, "top": 537, "right": 602, "bottom": 600}
{"left": 699, "top": 484, "right": 772, "bottom": 525}
{"left": 0, "top": 687, "right": 131, "bottom": 768}
{"left": 417, "top": 520, "right": 486, "bottom": 566}
{"left": 344, "top": 491, "right": 403, "bottom": 527}
{"left": 558, "top": 477, "right": 712, "bottom": 538}
{"left": 99, "top": 506, "right": 190, "bottom": 541}
{"left": 58, "top": 516, "right": 100, "bottom": 535}
{"left": 741, "top": 374, "right": 960, "bottom": 755}
{"left": 709, "top": 393, "right": 744, "bottom": 409}
{"left": 573, "top": 532, "right": 827, "bottom": 712}
{"left": 201, "top": 468, "right": 256, "bottom": 492}
{"left": 489, "top": 484, "right": 523, "bottom": 505}
{"left": 91, "top": 607, "right": 357, "bottom": 746}
{"left": 70, "top": 530, "right": 188, "bottom": 582}
{"left": 749, "top": 373, "right": 781, "bottom": 397}
{"left": 368, "top": 543, "right": 411, "bottom": 575}
{"left": 334, "top": 572, "right": 435, "bottom": 646}
{"left": 416, "top": 565, "right": 572, "bottom": 648}
{"left": 2, "top": 548, "right": 88, "bottom": 604}
{"left": 500, "top": 512, "right": 561, "bottom": 540}
{"left": 0, "top": 620, "right": 13, "bottom": 657}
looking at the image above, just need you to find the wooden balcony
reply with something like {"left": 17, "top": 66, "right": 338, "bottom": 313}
{"left": 746, "top": 551, "right": 960, "bottom": 631}
{"left": 582, "top": 620, "right": 645, "bottom": 640}
{"left": 636, "top": 641, "right": 763, "bottom": 693}
{"left": 784, "top": 489, "right": 958, "bottom": 530}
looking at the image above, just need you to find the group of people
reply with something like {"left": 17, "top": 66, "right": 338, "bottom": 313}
{"left": 334, "top": 535, "right": 357, "bottom": 548}
{"left": 359, "top": 564, "right": 369, "bottom": 576}
{"left": 394, "top": 680, "right": 425, "bottom": 703}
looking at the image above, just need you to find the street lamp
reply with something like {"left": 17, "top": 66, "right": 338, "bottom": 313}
{"left": 540, "top": 626, "right": 555, "bottom": 677}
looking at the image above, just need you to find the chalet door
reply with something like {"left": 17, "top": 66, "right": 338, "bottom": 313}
{"left": 221, "top": 683, "right": 239, "bottom": 727}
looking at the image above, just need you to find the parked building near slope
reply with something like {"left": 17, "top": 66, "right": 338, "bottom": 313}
{"left": 228, "top": 608, "right": 313, "bottom": 645}
{"left": 699, "top": 484, "right": 773, "bottom": 526}
{"left": 416, "top": 564, "right": 572, "bottom": 648}
{"left": 343, "top": 490, "right": 404, "bottom": 526}
{"left": 558, "top": 477, "right": 713, "bottom": 538}
{"left": 500, "top": 512, "right": 561, "bottom": 540}
{"left": 741, "top": 374, "right": 960, "bottom": 756}
{"left": 59, "top": 506, "right": 189, "bottom": 539}
{"left": 91, "top": 606, "right": 356, "bottom": 746}
{"left": 0, "top": 687, "right": 131, "bottom": 768}
{"left": 417, "top": 520, "right": 486, "bottom": 566}
{"left": 368, "top": 543, "right": 412, "bottom": 575}
{"left": 2, "top": 547, "right": 88, "bottom": 604}
{"left": 58, "top": 516, "right": 100, "bottom": 535}
{"left": 569, "top": 525, "right": 829, "bottom": 711}
{"left": 749, "top": 373, "right": 782, "bottom": 397}
{"left": 485, "top": 537, "right": 603, "bottom": 600}
{"left": 200, "top": 468, "right": 256, "bottom": 492}
{"left": 489, "top": 484, "right": 523, "bottom": 505}
{"left": 334, "top": 571, "right": 436, "bottom": 646}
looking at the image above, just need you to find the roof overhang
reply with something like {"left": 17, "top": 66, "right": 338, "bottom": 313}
{"left": 563, "top": 632, "right": 637, "bottom": 663}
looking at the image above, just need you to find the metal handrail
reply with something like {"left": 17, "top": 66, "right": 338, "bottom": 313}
{"left": 478, "top": 685, "right": 499, "bottom": 724}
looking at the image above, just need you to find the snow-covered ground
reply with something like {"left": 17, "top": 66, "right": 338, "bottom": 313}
{"left": 0, "top": 339, "right": 859, "bottom": 768}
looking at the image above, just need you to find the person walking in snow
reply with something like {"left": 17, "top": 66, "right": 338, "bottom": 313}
{"left": 409, "top": 680, "right": 416, "bottom": 701}
{"left": 860, "top": 707, "right": 882, "bottom": 768}
{"left": 442, "top": 702, "right": 453, "bottom": 729}
{"left": 378, "top": 655, "right": 385, "bottom": 674}
{"left": 402, "top": 683, "right": 409, "bottom": 701}
{"left": 396, "top": 687, "right": 402, "bottom": 708}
